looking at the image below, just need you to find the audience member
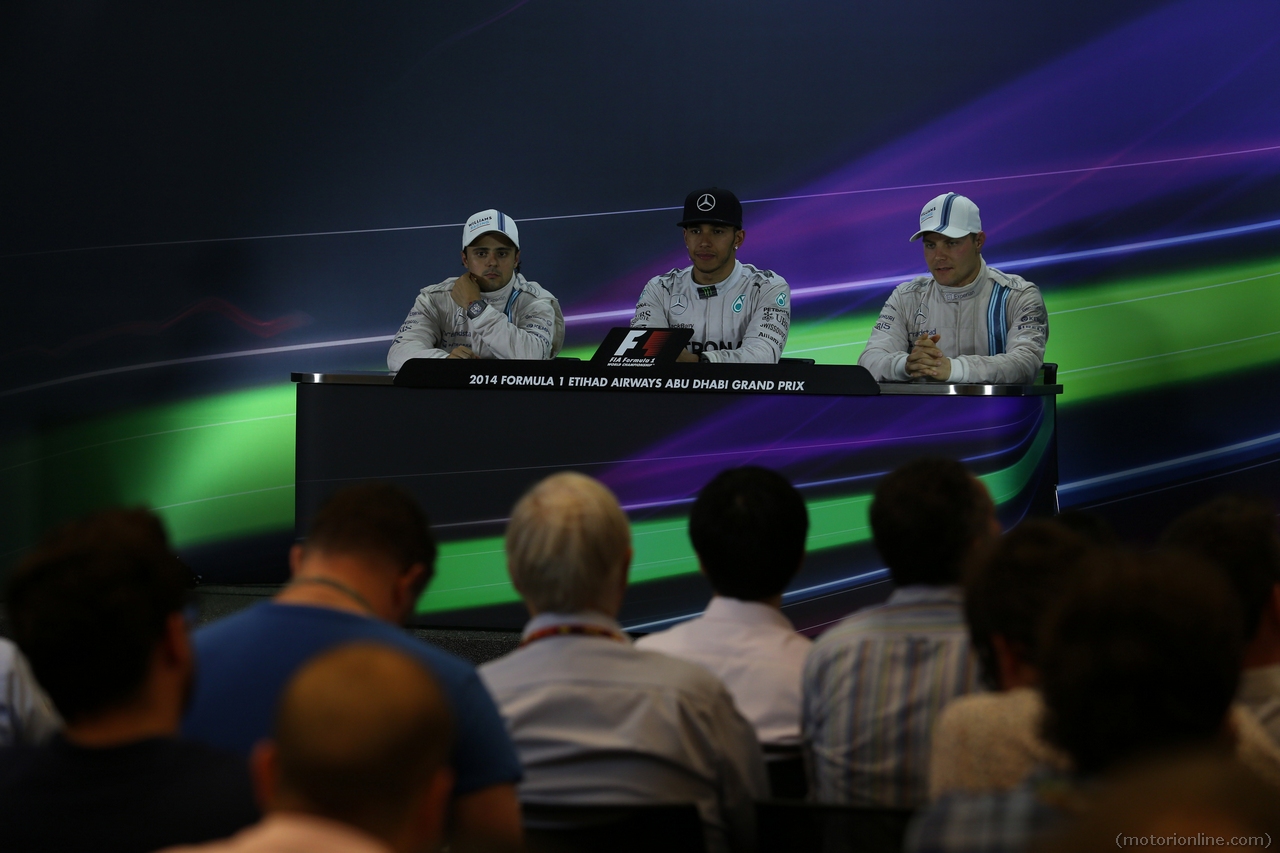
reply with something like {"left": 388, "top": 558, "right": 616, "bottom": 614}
{"left": 1162, "top": 495, "right": 1280, "bottom": 744}
{"left": 0, "top": 509, "right": 258, "bottom": 853}
{"left": 803, "top": 457, "right": 995, "bottom": 807}
{"left": 162, "top": 643, "right": 455, "bottom": 853}
{"left": 479, "top": 472, "right": 768, "bottom": 853}
{"left": 928, "top": 521, "right": 1090, "bottom": 798}
{"left": 636, "top": 466, "right": 811, "bottom": 745}
{"left": 907, "top": 549, "right": 1247, "bottom": 853}
{"left": 183, "top": 483, "right": 523, "bottom": 853}
{"left": 1033, "top": 750, "right": 1280, "bottom": 853}
{"left": 0, "top": 636, "right": 61, "bottom": 746}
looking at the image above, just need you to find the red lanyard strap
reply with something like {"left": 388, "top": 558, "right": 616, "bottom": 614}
{"left": 520, "top": 623, "right": 628, "bottom": 647}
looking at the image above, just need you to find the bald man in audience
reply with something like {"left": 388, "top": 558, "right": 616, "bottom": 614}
{"left": 184, "top": 483, "right": 522, "bottom": 853}
{"left": 480, "top": 472, "right": 768, "bottom": 853}
{"left": 163, "top": 643, "right": 455, "bottom": 853}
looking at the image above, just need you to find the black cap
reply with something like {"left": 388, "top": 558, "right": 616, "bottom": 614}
{"left": 677, "top": 187, "right": 743, "bottom": 229}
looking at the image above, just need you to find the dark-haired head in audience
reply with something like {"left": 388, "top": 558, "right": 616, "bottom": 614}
{"left": 240, "top": 644, "right": 455, "bottom": 853}
{"left": 292, "top": 482, "right": 439, "bottom": 625}
{"left": 636, "top": 466, "right": 814, "bottom": 749}
{"left": 964, "top": 520, "right": 1092, "bottom": 691}
{"left": 7, "top": 508, "right": 193, "bottom": 733}
{"left": 0, "top": 508, "right": 257, "bottom": 852}
{"left": 1039, "top": 549, "right": 1243, "bottom": 776}
{"left": 689, "top": 466, "right": 809, "bottom": 602}
{"left": 1162, "top": 495, "right": 1280, "bottom": 745}
{"left": 870, "top": 456, "right": 998, "bottom": 587}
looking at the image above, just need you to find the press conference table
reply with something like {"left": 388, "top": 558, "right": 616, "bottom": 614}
{"left": 291, "top": 360, "right": 1062, "bottom": 630}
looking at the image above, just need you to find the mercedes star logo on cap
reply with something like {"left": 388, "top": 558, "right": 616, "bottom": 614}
{"left": 697, "top": 194, "right": 716, "bottom": 211}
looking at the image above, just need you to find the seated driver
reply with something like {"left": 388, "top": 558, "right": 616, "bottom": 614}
{"left": 388, "top": 209, "right": 564, "bottom": 369}
{"left": 857, "top": 193, "right": 1047, "bottom": 385}
{"left": 630, "top": 187, "right": 791, "bottom": 363}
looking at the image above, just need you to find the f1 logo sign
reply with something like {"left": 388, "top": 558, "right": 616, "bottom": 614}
{"left": 614, "top": 330, "right": 647, "bottom": 357}
{"left": 613, "top": 329, "right": 672, "bottom": 358}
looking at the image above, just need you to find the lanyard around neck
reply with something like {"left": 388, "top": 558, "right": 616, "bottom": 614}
{"left": 520, "top": 623, "right": 628, "bottom": 648}
{"left": 287, "top": 576, "right": 378, "bottom": 616}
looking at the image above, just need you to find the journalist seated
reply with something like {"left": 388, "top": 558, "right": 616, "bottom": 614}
{"left": 479, "top": 472, "right": 768, "bottom": 853}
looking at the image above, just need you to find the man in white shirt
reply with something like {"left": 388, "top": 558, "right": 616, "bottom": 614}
{"left": 631, "top": 187, "right": 791, "bottom": 363}
{"left": 387, "top": 209, "right": 564, "bottom": 369}
{"left": 857, "top": 193, "right": 1048, "bottom": 385}
{"left": 479, "top": 472, "right": 768, "bottom": 853}
{"left": 637, "top": 466, "right": 811, "bottom": 745}
{"left": 0, "top": 638, "right": 61, "bottom": 746}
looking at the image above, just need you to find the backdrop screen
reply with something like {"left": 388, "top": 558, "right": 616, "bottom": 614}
{"left": 295, "top": 375, "right": 1058, "bottom": 632}
{"left": 4, "top": 1, "right": 1280, "bottom": 611}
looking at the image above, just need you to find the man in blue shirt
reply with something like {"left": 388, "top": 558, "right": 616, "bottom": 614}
{"left": 184, "top": 483, "right": 523, "bottom": 853}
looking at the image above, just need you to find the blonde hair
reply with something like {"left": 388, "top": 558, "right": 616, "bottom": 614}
{"left": 506, "top": 473, "right": 631, "bottom": 614}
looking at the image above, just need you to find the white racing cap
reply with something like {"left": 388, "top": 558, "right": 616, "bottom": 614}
{"left": 463, "top": 209, "right": 520, "bottom": 249}
{"left": 910, "top": 193, "right": 982, "bottom": 241}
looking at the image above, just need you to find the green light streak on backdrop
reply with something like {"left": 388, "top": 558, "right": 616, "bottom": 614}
{"left": 416, "top": 406, "right": 1055, "bottom": 612}
{"left": 0, "top": 386, "right": 295, "bottom": 560}
{"left": 1044, "top": 260, "right": 1280, "bottom": 398}
{"left": 4, "top": 255, "right": 1278, "bottom": 566}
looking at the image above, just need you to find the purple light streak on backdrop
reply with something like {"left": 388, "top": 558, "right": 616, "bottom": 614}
{"left": 565, "top": 0, "right": 1280, "bottom": 323}
{"left": 594, "top": 395, "right": 1042, "bottom": 511}
{"left": 560, "top": 211, "right": 1280, "bottom": 325}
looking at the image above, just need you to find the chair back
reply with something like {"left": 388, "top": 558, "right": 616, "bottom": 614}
{"left": 762, "top": 743, "right": 809, "bottom": 800}
{"left": 522, "top": 801, "right": 706, "bottom": 853}
{"left": 755, "top": 799, "right": 915, "bottom": 853}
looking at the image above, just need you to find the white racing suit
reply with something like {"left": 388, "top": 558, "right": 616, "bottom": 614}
{"left": 857, "top": 262, "right": 1047, "bottom": 384}
{"left": 630, "top": 261, "right": 791, "bottom": 363}
{"left": 387, "top": 273, "right": 565, "bottom": 370}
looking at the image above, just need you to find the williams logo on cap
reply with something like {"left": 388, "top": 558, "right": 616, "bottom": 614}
{"left": 463, "top": 208, "right": 520, "bottom": 249}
